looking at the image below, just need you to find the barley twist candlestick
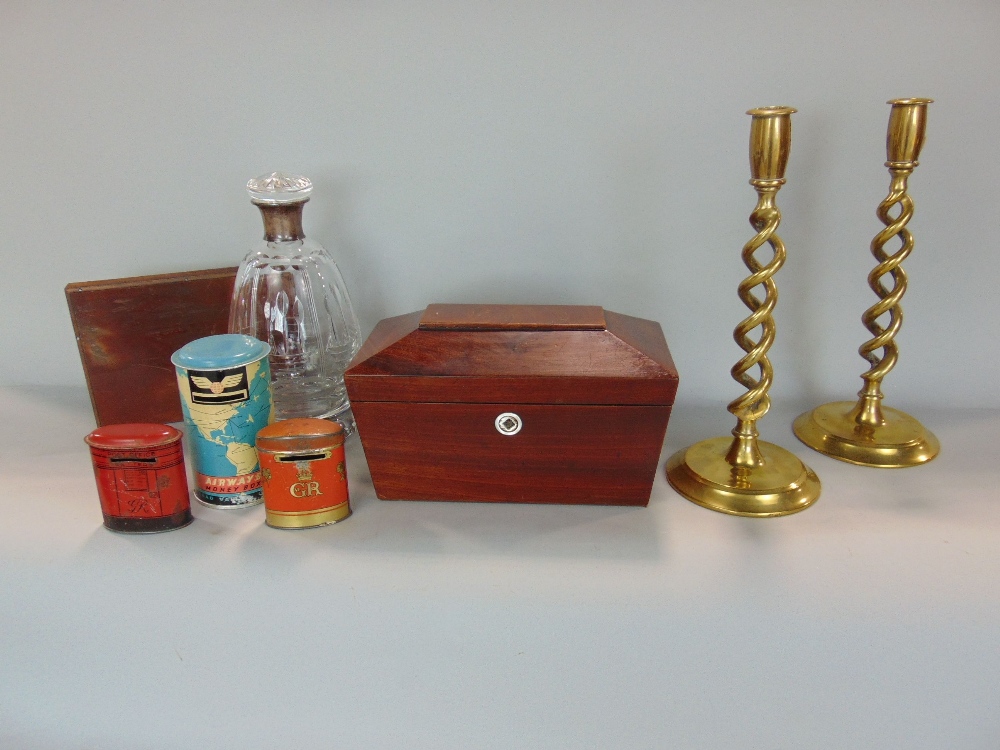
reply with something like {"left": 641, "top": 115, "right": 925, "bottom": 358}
{"left": 666, "top": 106, "right": 820, "bottom": 517}
{"left": 793, "top": 99, "right": 940, "bottom": 467}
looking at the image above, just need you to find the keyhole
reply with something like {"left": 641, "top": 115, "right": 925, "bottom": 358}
{"left": 495, "top": 412, "right": 522, "bottom": 436}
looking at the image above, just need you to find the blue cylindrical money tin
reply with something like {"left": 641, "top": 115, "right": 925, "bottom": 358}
{"left": 171, "top": 334, "right": 274, "bottom": 508}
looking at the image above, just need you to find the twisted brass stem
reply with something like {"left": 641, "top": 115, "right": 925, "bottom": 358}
{"left": 726, "top": 184, "right": 785, "bottom": 467}
{"left": 854, "top": 170, "right": 912, "bottom": 425}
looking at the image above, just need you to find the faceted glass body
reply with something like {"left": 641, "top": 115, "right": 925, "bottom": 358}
{"left": 230, "top": 173, "right": 362, "bottom": 432}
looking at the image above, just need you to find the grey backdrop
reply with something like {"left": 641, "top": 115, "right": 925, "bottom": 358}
{"left": 3, "top": 1, "right": 997, "bottom": 408}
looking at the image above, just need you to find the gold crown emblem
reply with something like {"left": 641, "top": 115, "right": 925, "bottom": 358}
{"left": 295, "top": 462, "right": 313, "bottom": 482}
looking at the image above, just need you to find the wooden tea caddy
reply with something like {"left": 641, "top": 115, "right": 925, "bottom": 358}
{"left": 344, "top": 304, "right": 679, "bottom": 506}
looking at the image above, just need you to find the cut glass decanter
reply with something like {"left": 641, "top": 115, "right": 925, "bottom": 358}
{"left": 229, "top": 172, "right": 362, "bottom": 434}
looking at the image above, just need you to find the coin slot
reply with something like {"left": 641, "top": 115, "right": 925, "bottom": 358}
{"left": 277, "top": 453, "right": 327, "bottom": 462}
{"left": 110, "top": 457, "right": 157, "bottom": 463}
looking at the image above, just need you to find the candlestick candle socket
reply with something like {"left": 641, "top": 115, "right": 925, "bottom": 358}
{"left": 666, "top": 106, "right": 821, "bottom": 517}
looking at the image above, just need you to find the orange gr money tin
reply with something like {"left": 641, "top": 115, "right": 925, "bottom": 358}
{"left": 255, "top": 418, "right": 350, "bottom": 529}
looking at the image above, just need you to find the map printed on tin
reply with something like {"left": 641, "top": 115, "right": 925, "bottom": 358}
{"left": 176, "top": 361, "right": 274, "bottom": 482}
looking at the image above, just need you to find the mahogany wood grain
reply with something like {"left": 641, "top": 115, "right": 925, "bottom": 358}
{"left": 604, "top": 310, "right": 677, "bottom": 373}
{"left": 352, "top": 401, "right": 671, "bottom": 505}
{"left": 345, "top": 304, "right": 680, "bottom": 505}
{"left": 66, "top": 267, "right": 237, "bottom": 426}
{"left": 419, "top": 304, "right": 606, "bottom": 330}
{"left": 347, "top": 374, "right": 673, "bottom": 407}
{"left": 346, "top": 310, "right": 678, "bottom": 406}
{"left": 349, "top": 310, "right": 423, "bottom": 369}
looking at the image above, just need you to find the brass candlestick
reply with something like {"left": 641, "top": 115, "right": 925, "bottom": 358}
{"left": 666, "top": 106, "right": 820, "bottom": 517}
{"left": 793, "top": 99, "right": 940, "bottom": 468}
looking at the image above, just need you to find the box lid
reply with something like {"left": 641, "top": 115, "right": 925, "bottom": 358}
{"left": 66, "top": 266, "right": 237, "bottom": 426}
{"left": 345, "top": 304, "right": 679, "bottom": 406}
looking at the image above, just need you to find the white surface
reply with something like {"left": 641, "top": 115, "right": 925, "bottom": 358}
{"left": 1, "top": 386, "right": 998, "bottom": 749}
{"left": 1, "top": 1, "right": 998, "bottom": 407}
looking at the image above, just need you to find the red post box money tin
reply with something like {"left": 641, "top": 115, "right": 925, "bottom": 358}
{"left": 84, "top": 423, "right": 193, "bottom": 533}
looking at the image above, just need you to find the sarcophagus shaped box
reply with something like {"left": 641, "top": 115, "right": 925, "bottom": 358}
{"left": 344, "top": 304, "right": 679, "bottom": 506}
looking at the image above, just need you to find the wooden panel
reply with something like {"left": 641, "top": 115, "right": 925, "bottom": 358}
{"left": 66, "top": 267, "right": 237, "bottom": 426}
{"left": 346, "top": 374, "right": 676, "bottom": 406}
{"left": 347, "top": 310, "right": 423, "bottom": 370}
{"left": 360, "top": 329, "right": 651, "bottom": 377}
{"left": 419, "top": 304, "right": 607, "bottom": 331}
{"left": 346, "top": 326, "right": 679, "bottom": 405}
{"left": 352, "top": 401, "right": 672, "bottom": 505}
{"left": 604, "top": 310, "right": 678, "bottom": 373}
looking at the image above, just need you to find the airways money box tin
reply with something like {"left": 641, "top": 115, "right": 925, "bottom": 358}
{"left": 84, "top": 423, "right": 193, "bottom": 533}
{"left": 171, "top": 334, "right": 274, "bottom": 507}
{"left": 256, "top": 418, "right": 351, "bottom": 529}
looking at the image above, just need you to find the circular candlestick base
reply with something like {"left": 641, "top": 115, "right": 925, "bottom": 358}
{"left": 666, "top": 437, "right": 820, "bottom": 517}
{"left": 793, "top": 401, "right": 940, "bottom": 468}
